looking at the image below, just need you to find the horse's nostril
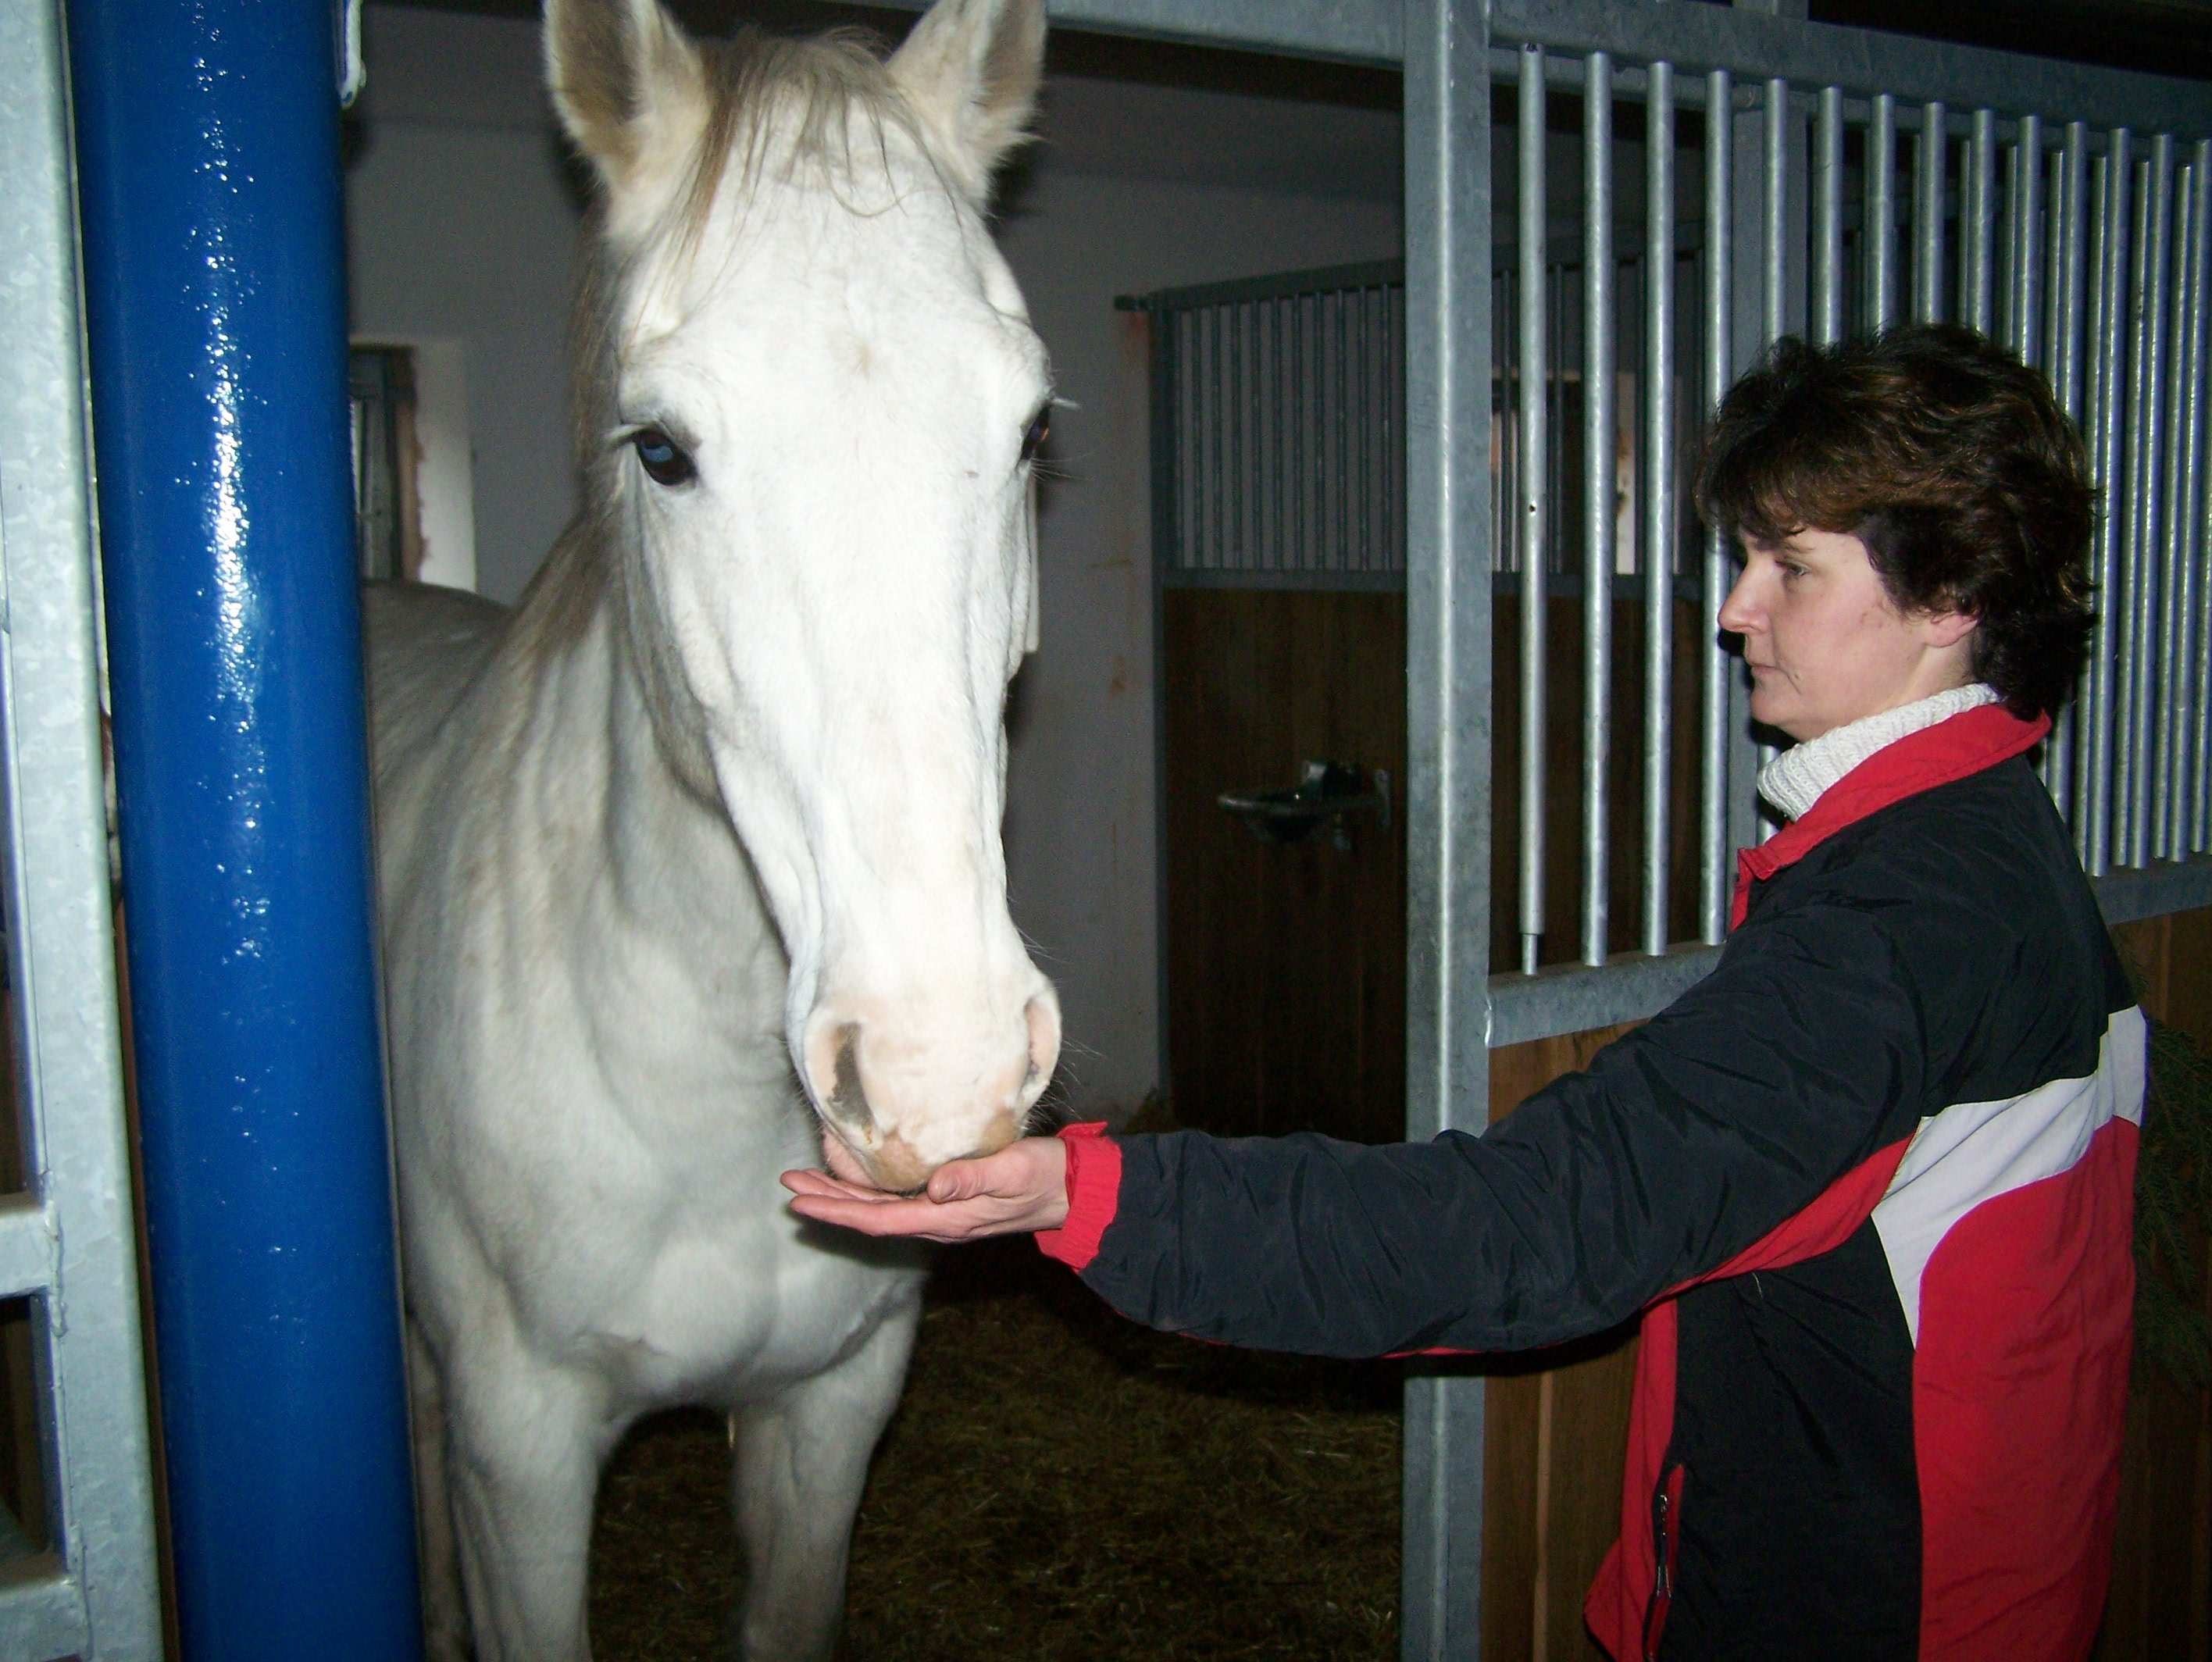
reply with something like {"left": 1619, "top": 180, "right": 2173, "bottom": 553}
{"left": 1022, "top": 993, "right": 1061, "bottom": 1091}
{"left": 827, "top": 1021, "right": 872, "bottom": 1130}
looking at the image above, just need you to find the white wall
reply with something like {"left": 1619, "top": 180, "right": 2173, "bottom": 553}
{"left": 344, "top": 3, "right": 1398, "bottom": 1115}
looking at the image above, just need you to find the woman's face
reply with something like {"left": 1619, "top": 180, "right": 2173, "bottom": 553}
{"left": 1718, "top": 526, "right": 1978, "bottom": 743}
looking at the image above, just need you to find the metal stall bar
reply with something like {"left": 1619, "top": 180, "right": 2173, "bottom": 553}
{"left": 2121, "top": 141, "right": 2171, "bottom": 868}
{"left": 1702, "top": 67, "right": 1734, "bottom": 945}
{"left": 1518, "top": 44, "right": 1549, "bottom": 974}
{"left": 2048, "top": 125, "right": 2090, "bottom": 815}
{"left": 1583, "top": 53, "right": 1616, "bottom": 967}
{"left": 1871, "top": 95, "right": 1900, "bottom": 328}
{"left": 2164, "top": 152, "right": 2206, "bottom": 859}
{"left": 2131, "top": 137, "right": 2175, "bottom": 867}
{"left": 1764, "top": 79, "right": 1789, "bottom": 345}
{"left": 1916, "top": 101, "right": 1947, "bottom": 321}
{"left": 1962, "top": 110, "right": 1996, "bottom": 330}
{"left": 1755, "top": 77, "right": 1789, "bottom": 821}
{"left": 2081, "top": 134, "right": 2132, "bottom": 875}
{"left": 1644, "top": 62, "right": 1678, "bottom": 957}
{"left": 0, "top": 5, "right": 163, "bottom": 1658}
{"left": 2008, "top": 116, "right": 2044, "bottom": 367}
{"left": 1402, "top": 2, "right": 1493, "bottom": 1652}
{"left": 64, "top": 2, "right": 425, "bottom": 1654}
{"left": 2189, "top": 150, "right": 2212, "bottom": 852}
{"left": 1814, "top": 86, "right": 1845, "bottom": 345}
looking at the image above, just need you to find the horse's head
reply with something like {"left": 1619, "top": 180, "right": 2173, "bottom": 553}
{"left": 547, "top": 0, "right": 1061, "bottom": 1192}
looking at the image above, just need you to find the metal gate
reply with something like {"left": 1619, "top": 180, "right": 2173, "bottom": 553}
{"left": 0, "top": 4, "right": 162, "bottom": 1656}
{"left": 1106, "top": 0, "right": 2212, "bottom": 1654}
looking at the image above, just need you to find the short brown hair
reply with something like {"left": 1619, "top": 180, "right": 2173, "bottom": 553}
{"left": 1695, "top": 323, "right": 2095, "bottom": 718}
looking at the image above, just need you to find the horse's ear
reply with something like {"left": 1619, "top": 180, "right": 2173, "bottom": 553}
{"left": 544, "top": 0, "right": 709, "bottom": 208}
{"left": 887, "top": 0, "right": 1045, "bottom": 205}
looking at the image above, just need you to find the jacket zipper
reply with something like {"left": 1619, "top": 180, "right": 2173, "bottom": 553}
{"left": 1641, "top": 1464, "right": 1684, "bottom": 1662}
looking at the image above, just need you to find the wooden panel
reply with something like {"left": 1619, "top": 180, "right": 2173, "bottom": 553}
{"left": 2097, "top": 909, "right": 2212, "bottom": 1662}
{"left": 1482, "top": 1025, "right": 1640, "bottom": 1662}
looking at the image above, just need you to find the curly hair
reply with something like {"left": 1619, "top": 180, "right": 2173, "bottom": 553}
{"left": 1694, "top": 323, "right": 2096, "bottom": 718}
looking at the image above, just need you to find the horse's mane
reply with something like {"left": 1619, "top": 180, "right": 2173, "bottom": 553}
{"left": 518, "top": 26, "right": 930, "bottom": 658}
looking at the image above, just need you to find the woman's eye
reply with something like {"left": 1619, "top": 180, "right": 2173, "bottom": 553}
{"left": 632, "top": 428, "right": 697, "bottom": 488}
{"left": 1020, "top": 406, "right": 1051, "bottom": 465}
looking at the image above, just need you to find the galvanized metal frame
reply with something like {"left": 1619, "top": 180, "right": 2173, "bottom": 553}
{"left": 1401, "top": 14, "right": 1495, "bottom": 1650}
{"left": 0, "top": 3, "right": 163, "bottom": 1657}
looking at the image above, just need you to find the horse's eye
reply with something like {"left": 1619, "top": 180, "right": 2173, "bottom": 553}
{"left": 1020, "top": 406, "right": 1051, "bottom": 465}
{"left": 632, "top": 428, "right": 697, "bottom": 488}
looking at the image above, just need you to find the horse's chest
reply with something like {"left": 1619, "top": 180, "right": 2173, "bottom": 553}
{"left": 592, "top": 1211, "right": 923, "bottom": 1407}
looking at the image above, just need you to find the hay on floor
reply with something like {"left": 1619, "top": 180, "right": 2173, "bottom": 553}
{"left": 590, "top": 1235, "right": 1402, "bottom": 1660}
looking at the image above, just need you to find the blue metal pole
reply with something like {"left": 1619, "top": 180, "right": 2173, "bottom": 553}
{"left": 64, "top": 3, "right": 423, "bottom": 1657}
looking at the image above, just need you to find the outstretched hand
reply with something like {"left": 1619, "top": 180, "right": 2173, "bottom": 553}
{"left": 780, "top": 1135, "right": 1070, "bottom": 1243}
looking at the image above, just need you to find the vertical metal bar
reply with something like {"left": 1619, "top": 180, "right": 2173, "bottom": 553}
{"left": 1764, "top": 78, "right": 1788, "bottom": 346}
{"left": 1702, "top": 68, "right": 1733, "bottom": 944}
{"left": 1915, "top": 100, "right": 1946, "bottom": 322}
{"left": 2127, "top": 139, "right": 2172, "bottom": 866}
{"left": 1813, "top": 85, "right": 1844, "bottom": 346}
{"left": 2188, "top": 148, "right": 2212, "bottom": 852}
{"left": 64, "top": 1, "right": 426, "bottom": 1653}
{"left": 1870, "top": 94, "right": 1899, "bottom": 329}
{"left": 2163, "top": 155, "right": 2203, "bottom": 858}
{"left": 1206, "top": 305, "right": 1222, "bottom": 569}
{"left": 1360, "top": 286, "right": 1374, "bottom": 575}
{"left": 2048, "top": 127, "right": 2090, "bottom": 818}
{"left": 2082, "top": 137, "right": 2132, "bottom": 874}
{"left": 1582, "top": 52, "right": 1614, "bottom": 968}
{"left": 1402, "top": 1, "right": 1492, "bottom": 1651}
{"left": 1272, "top": 291, "right": 1286, "bottom": 574}
{"left": 1754, "top": 78, "right": 1790, "bottom": 826}
{"left": 2011, "top": 115, "right": 2044, "bottom": 367}
{"left": 0, "top": 4, "right": 164, "bottom": 1656}
{"left": 1496, "top": 267, "right": 1513, "bottom": 572}
{"left": 1965, "top": 108, "right": 1998, "bottom": 330}
{"left": 1251, "top": 302, "right": 1261, "bottom": 569}
{"left": 1147, "top": 304, "right": 1179, "bottom": 1093}
{"left": 1340, "top": 289, "right": 1354, "bottom": 572}
{"left": 1645, "top": 62, "right": 1677, "bottom": 955}
{"left": 1519, "top": 44, "right": 1549, "bottom": 973}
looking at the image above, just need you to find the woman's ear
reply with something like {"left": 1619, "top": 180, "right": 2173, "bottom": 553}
{"left": 1921, "top": 606, "right": 1979, "bottom": 650}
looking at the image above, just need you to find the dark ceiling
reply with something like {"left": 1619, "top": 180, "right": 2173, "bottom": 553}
{"left": 387, "top": 0, "right": 2212, "bottom": 110}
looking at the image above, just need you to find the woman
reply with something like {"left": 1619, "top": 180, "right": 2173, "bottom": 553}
{"left": 784, "top": 323, "right": 2143, "bottom": 1660}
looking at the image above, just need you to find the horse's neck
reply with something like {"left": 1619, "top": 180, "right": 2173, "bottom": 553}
{"left": 495, "top": 533, "right": 785, "bottom": 1036}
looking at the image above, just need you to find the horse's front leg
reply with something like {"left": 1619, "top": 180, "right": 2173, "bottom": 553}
{"left": 406, "top": 1317, "right": 472, "bottom": 1662}
{"left": 444, "top": 1343, "right": 609, "bottom": 1662}
{"left": 728, "top": 1299, "right": 921, "bottom": 1662}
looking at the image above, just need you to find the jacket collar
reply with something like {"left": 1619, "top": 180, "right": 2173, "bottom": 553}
{"left": 1731, "top": 697, "right": 2052, "bottom": 929}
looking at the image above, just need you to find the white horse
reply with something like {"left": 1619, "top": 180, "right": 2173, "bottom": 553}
{"left": 362, "top": 1, "right": 1058, "bottom": 1656}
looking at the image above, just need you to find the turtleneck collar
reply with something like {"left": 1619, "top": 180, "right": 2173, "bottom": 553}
{"left": 1757, "top": 683, "right": 2002, "bottom": 822}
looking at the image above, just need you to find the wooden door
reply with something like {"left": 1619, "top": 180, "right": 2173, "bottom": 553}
{"left": 1161, "top": 586, "right": 1408, "bottom": 1144}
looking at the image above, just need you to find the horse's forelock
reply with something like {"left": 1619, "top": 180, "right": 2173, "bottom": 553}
{"left": 566, "top": 27, "right": 940, "bottom": 477}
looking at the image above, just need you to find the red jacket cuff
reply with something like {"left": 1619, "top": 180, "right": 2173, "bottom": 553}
{"left": 1035, "top": 1121, "right": 1122, "bottom": 1271}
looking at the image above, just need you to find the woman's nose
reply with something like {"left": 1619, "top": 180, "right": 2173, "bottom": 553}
{"left": 1717, "top": 569, "right": 1759, "bottom": 635}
